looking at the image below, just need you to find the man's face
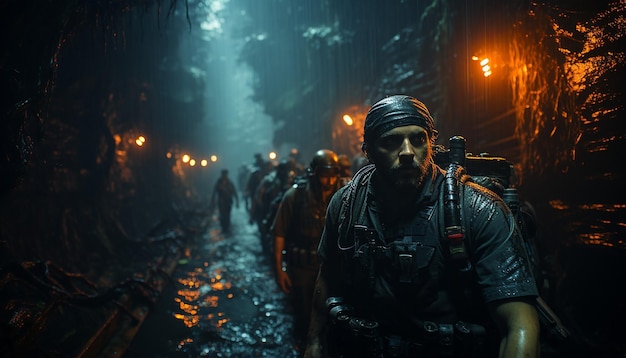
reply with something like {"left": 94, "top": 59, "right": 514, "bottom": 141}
{"left": 367, "top": 125, "right": 432, "bottom": 189}
{"left": 317, "top": 174, "right": 338, "bottom": 191}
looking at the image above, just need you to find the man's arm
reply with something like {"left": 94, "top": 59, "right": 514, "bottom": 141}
{"left": 462, "top": 184, "right": 541, "bottom": 357}
{"left": 304, "top": 265, "right": 330, "bottom": 358}
{"left": 274, "top": 235, "right": 291, "bottom": 293}
{"left": 489, "top": 299, "right": 540, "bottom": 358}
{"left": 304, "top": 188, "right": 345, "bottom": 357}
{"left": 272, "top": 188, "right": 294, "bottom": 293}
{"left": 230, "top": 181, "right": 239, "bottom": 206}
{"left": 250, "top": 183, "right": 265, "bottom": 219}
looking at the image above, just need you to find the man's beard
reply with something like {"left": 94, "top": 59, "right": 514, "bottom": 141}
{"left": 382, "top": 156, "right": 432, "bottom": 191}
{"left": 394, "top": 165, "right": 428, "bottom": 189}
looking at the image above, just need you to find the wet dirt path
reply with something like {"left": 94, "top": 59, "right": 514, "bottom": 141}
{"left": 125, "top": 205, "right": 299, "bottom": 357}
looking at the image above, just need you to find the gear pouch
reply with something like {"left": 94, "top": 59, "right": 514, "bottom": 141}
{"left": 390, "top": 239, "right": 435, "bottom": 284}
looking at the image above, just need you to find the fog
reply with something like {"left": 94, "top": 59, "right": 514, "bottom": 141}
{"left": 178, "top": 2, "right": 275, "bottom": 173}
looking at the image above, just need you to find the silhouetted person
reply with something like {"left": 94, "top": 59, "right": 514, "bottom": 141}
{"left": 211, "top": 169, "right": 239, "bottom": 234}
{"left": 288, "top": 148, "right": 306, "bottom": 177}
{"left": 337, "top": 154, "right": 353, "bottom": 187}
{"left": 246, "top": 153, "right": 268, "bottom": 222}
{"left": 251, "top": 160, "right": 297, "bottom": 256}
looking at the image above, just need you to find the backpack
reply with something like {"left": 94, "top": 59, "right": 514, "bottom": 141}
{"left": 266, "top": 176, "right": 308, "bottom": 235}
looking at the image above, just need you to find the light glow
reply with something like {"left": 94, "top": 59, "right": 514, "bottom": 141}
{"left": 135, "top": 135, "right": 146, "bottom": 147}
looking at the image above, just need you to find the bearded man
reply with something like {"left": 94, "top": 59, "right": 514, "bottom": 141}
{"left": 304, "top": 95, "right": 539, "bottom": 358}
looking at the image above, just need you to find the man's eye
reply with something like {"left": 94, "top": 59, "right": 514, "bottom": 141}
{"left": 378, "top": 136, "right": 401, "bottom": 149}
{"left": 410, "top": 134, "right": 426, "bottom": 146}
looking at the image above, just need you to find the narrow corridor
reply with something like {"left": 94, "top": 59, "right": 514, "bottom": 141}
{"left": 125, "top": 205, "right": 299, "bottom": 357}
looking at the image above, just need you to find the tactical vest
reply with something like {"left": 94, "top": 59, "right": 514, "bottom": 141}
{"left": 348, "top": 202, "right": 443, "bottom": 299}
{"left": 286, "top": 177, "right": 329, "bottom": 251}
{"left": 335, "top": 164, "right": 478, "bottom": 324}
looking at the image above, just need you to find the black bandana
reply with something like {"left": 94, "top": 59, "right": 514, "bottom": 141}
{"left": 363, "top": 95, "right": 437, "bottom": 145}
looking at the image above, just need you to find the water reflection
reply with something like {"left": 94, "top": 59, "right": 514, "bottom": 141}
{"left": 165, "top": 207, "right": 298, "bottom": 357}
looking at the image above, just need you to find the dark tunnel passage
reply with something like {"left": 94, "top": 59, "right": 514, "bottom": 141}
{"left": 1, "top": 0, "right": 625, "bottom": 357}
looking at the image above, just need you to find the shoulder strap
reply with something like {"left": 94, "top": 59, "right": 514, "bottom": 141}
{"left": 440, "top": 135, "right": 475, "bottom": 272}
{"left": 337, "top": 164, "right": 375, "bottom": 250}
{"left": 441, "top": 164, "right": 473, "bottom": 270}
{"left": 292, "top": 178, "right": 309, "bottom": 211}
{"left": 337, "top": 160, "right": 473, "bottom": 272}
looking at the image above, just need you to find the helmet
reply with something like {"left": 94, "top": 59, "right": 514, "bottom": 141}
{"left": 276, "top": 160, "right": 295, "bottom": 182}
{"left": 308, "top": 149, "right": 340, "bottom": 177}
{"left": 337, "top": 154, "right": 352, "bottom": 176}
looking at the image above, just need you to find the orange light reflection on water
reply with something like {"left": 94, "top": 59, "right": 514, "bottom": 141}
{"left": 177, "top": 289, "right": 200, "bottom": 302}
{"left": 217, "top": 318, "right": 229, "bottom": 328}
{"left": 174, "top": 312, "right": 200, "bottom": 328}
{"left": 211, "top": 281, "right": 232, "bottom": 291}
{"left": 173, "top": 267, "right": 234, "bottom": 329}
{"left": 176, "top": 299, "right": 198, "bottom": 315}
{"left": 177, "top": 337, "right": 194, "bottom": 350}
{"left": 209, "top": 270, "right": 233, "bottom": 291}
{"left": 204, "top": 295, "right": 219, "bottom": 307}
{"left": 207, "top": 312, "right": 230, "bottom": 328}
{"left": 173, "top": 267, "right": 209, "bottom": 328}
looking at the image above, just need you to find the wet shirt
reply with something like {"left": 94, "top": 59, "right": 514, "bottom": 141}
{"left": 213, "top": 178, "right": 237, "bottom": 207}
{"left": 251, "top": 171, "right": 279, "bottom": 220}
{"left": 272, "top": 180, "right": 331, "bottom": 251}
{"left": 318, "top": 164, "right": 538, "bottom": 327}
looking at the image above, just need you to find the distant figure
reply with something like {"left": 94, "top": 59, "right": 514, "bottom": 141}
{"left": 351, "top": 153, "right": 369, "bottom": 174}
{"left": 251, "top": 160, "right": 297, "bottom": 256}
{"left": 245, "top": 153, "right": 268, "bottom": 220}
{"left": 210, "top": 169, "right": 239, "bottom": 234}
{"left": 288, "top": 148, "right": 306, "bottom": 177}
{"left": 272, "top": 149, "right": 341, "bottom": 351}
{"left": 237, "top": 163, "right": 249, "bottom": 199}
{"left": 337, "top": 154, "right": 353, "bottom": 187}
